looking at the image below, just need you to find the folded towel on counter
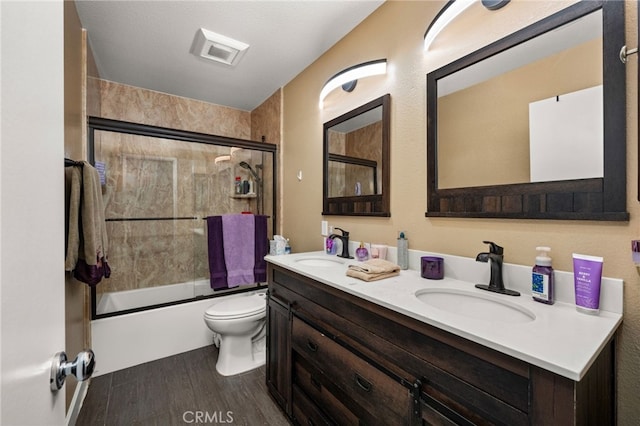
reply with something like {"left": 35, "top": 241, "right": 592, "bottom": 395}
{"left": 206, "top": 216, "right": 228, "bottom": 290}
{"left": 222, "top": 214, "right": 256, "bottom": 287}
{"left": 346, "top": 259, "right": 400, "bottom": 282}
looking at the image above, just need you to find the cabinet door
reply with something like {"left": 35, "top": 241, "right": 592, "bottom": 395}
{"left": 293, "top": 358, "right": 359, "bottom": 425}
{"left": 292, "top": 315, "right": 411, "bottom": 425}
{"left": 266, "top": 292, "right": 291, "bottom": 415}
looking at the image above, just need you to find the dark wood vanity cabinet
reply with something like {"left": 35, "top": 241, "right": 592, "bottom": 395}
{"left": 266, "top": 290, "right": 292, "bottom": 415}
{"left": 266, "top": 264, "right": 616, "bottom": 425}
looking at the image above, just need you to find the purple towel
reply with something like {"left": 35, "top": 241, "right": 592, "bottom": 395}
{"left": 254, "top": 215, "right": 268, "bottom": 282}
{"left": 222, "top": 214, "right": 256, "bottom": 288}
{"left": 206, "top": 216, "right": 228, "bottom": 290}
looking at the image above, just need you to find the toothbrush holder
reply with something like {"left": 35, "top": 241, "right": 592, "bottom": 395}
{"left": 421, "top": 256, "right": 444, "bottom": 280}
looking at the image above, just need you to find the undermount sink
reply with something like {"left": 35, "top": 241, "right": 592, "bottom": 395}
{"left": 294, "top": 257, "right": 345, "bottom": 267}
{"left": 415, "top": 288, "right": 536, "bottom": 323}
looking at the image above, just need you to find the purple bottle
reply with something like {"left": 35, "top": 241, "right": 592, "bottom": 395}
{"left": 355, "top": 243, "right": 369, "bottom": 261}
{"left": 532, "top": 247, "right": 554, "bottom": 304}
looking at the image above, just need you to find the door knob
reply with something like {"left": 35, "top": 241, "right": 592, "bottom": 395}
{"left": 50, "top": 349, "right": 95, "bottom": 391}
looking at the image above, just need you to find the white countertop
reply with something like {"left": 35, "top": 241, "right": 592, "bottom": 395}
{"left": 265, "top": 249, "right": 623, "bottom": 381}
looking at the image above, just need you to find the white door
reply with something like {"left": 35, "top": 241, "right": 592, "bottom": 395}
{"left": 1, "top": 1, "right": 67, "bottom": 424}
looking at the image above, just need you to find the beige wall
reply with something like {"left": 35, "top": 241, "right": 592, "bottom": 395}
{"left": 281, "top": 0, "right": 639, "bottom": 422}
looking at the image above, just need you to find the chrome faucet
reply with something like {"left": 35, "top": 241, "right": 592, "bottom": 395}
{"left": 328, "top": 227, "right": 353, "bottom": 259}
{"left": 475, "top": 241, "right": 520, "bottom": 296}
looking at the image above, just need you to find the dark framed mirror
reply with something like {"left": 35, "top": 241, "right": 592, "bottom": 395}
{"left": 426, "top": 0, "right": 628, "bottom": 220}
{"left": 323, "top": 94, "right": 390, "bottom": 216}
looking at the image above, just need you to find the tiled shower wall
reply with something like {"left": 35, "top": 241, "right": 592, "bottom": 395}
{"left": 98, "top": 79, "right": 252, "bottom": 138}
{"left": 93, "top": 79, "right": 279, "bottom": 295}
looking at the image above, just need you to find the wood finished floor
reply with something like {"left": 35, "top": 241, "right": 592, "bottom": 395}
{"left": 76, "top": 345, "right": 290, "bottom": 426}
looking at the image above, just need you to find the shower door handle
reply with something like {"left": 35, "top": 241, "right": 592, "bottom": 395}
{"left": 50, "top": 349, "right": 95, "bottom": 391}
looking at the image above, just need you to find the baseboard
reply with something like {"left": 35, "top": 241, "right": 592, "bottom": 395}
{"left": 65, "top": 379, "right": 89, "bottom": 426}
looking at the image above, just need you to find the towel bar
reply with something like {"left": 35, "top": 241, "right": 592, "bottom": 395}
{"left": 105, "top": 216, "right": 198, "bottom": 222}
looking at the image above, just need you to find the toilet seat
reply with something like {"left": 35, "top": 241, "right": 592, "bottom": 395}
{"left": 205, "top": 294, "right": 265, "bottom": 320}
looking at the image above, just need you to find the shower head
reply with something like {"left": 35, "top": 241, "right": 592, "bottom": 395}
{"left": 239, "top": 161, "right": 253, "bottom": 172}
{"left": 239, "top": 161, "right": 261, "bottom": 181}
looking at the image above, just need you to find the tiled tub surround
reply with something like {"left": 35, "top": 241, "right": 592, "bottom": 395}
{"left": 96, "top": 278, "right": 213, "bottom": 313}
{"left": 266, "top": 248, "right": 622, "bottom": 381}
{"left": 90, "top": 79, "right": 280, "bottom": 315}
{"left": 97, "top": 78, "right": 252, "bottom": 139}
{"left": 94, "top": 130, "right": 274, "bottom": 314}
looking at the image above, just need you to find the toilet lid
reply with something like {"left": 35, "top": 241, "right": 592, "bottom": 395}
{"left": 205, "top": 294, "right": 265, "bottom": 319}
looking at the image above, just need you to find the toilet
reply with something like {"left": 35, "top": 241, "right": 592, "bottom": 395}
{"left": 203, "top": 291, "right": 267, "bottom": 376}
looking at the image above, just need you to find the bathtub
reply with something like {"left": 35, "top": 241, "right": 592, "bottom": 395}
{"left": 96, "top": 278, "right": 216, "bottom": 315}
{"left": 91, "top": 287, "right": 266, "bottom": 376}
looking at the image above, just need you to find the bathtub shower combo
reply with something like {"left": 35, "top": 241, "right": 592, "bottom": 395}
{"left": 96, "top": 278, "right": 213, "bottom": 313}
{"left": 88, "top": 118, "right": 275, "bottom": 375}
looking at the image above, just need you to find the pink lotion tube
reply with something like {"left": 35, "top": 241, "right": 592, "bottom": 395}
{"left": 572, "top": 253, "right": 604, "bottom": 315}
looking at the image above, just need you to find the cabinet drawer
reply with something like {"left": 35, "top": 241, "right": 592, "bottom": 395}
{"left": 294, "top": 359, "right": 358, "bottom": 426}
{"left": 293, "top": 384, "right": 336, "bottom": 426}
{"left": 292, "top": 316, "right": 410, "bottom": 424}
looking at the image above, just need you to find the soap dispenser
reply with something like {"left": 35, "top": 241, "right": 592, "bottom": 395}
{"left": 397, "top": 231, "right": 409, "bottom": 270}
{"left": 532, "top": 246, "right": 554, "bottom": 304}
{"left": 325, "top": 237, "right": 334, "bottom": 255}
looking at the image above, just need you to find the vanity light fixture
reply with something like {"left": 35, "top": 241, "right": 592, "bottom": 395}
{"left": 424, "top": 0, "right": 510, "bottom": 51}
{"left": 480, "top": 0, "right": 510, "bottom": 11}
{"left": 318, "top": 59, "right": 387, "bottom": 108}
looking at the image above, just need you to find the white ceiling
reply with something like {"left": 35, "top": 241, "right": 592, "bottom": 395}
{"left": 74, "top": 0, "right": 385, "bottom": 112}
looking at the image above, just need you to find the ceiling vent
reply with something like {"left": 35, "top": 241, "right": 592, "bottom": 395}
{"left": 191, "top": 28, "right": 249, "bottom": 66}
